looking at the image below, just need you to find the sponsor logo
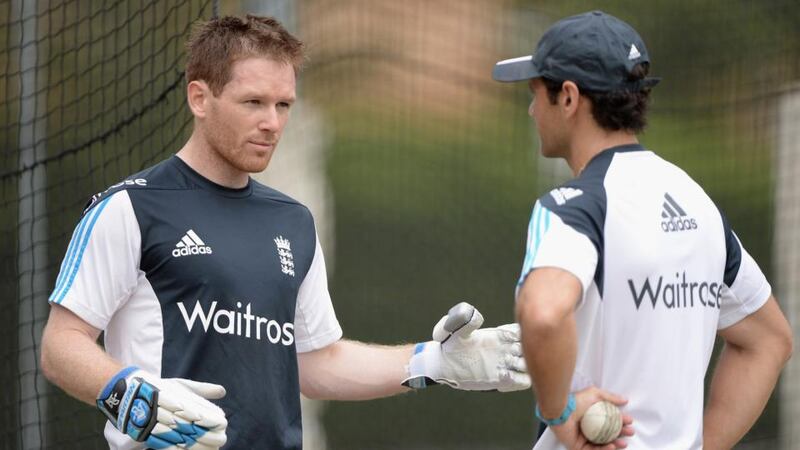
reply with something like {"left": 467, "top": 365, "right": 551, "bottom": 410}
{"left": 628, "top": 44, "right": 642, "bottom": 60}
{"left": 117, "top": 384, "right": 138, "bottom": 430}
{"left": 105, "top": 392, "right": 120, "bottom": 409}
{"left": 628, "top": 271, "right": 722, "bottom": 310}
{"left": 550, "top": 187, "right": 583, "bottom": 206}
{"left": 177, "top": 300, "right": 295, "bottom": 346}
{"left": 130, "top": 399, "right": 150, "bottom": 427}
{"left": 172, "top": 229, "right": 213, "bottom": 258}
{"left": 274, "top": 235, "right": 295, "bottom": 276}
{"left": 109, "top": 178, "right": 148, "bottom": 189}
{"left": 660, "top": 192, "right": 698, "bottom": 232}
{"left": 84, "top": 178, "right": 148, "bottom": 214}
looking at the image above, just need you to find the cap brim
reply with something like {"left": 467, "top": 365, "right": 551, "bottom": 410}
{"left": 492, "top": 55, "right": 541, "bottom": 82}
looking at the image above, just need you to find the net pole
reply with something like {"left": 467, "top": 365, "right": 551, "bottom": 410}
{"left": 776, "top": 84, "right": 800, "bottom": 450}
{"left": 15, "top": 0, "right": 49, "bottom": 447}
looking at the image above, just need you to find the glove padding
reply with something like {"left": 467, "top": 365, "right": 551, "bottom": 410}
{"left": 97, "top": 366, "right": 227, "bottom": 450}
{"left": 403, "top": 302, "right": 530, "bottom": 392}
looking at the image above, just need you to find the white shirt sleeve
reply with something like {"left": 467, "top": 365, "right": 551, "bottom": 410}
{"left": 48, "top": 191, "right": 141, "bottom": 330}
{"left": 293, "top": 235, "right": 343, "bottom": 353}
{"left": 517, "top": 201, "right": 599, "bottom": 300}
{"left": 717, "top": 234, "right": 771, "bottom": 330}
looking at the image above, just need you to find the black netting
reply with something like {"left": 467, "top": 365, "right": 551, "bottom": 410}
{"left": 297, "top": 1, "right": 799, "bottom": 449}
{"left": 2, "top": 1, "right": 799, "bottom": 449}
{"left": 1, "top": 1, "right": 215, "bottom": 448}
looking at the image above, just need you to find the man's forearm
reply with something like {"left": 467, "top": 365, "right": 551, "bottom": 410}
{"left": 298, "top": 340, "right": 413, "bottom": 401}
{"left": 521, "top": 311, "right": 577, "bottom": 418}
{"left": 41, "top": 320, "right": 122, "bottom": 405}
{"left": 516, "top": 268, "right": 581, "bottom": 419}
{"left": 703, "top": 343, "right": 784, "bottom": 449}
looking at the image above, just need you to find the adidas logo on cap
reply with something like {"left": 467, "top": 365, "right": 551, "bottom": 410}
{"left": 660, "top": 193, "right": 697, "bottom": 232}
{"left": 628, "top": 44, "right": 641, "bottom": 60}
{"left": 172, "top": 229, "right": 213, "bottom": 257}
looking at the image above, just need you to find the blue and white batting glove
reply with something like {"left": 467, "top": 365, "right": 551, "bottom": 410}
{"left": 403, "top": 302, "right": 530, "bottom": 392}
{"left": 97, "top": 366, "right": 227, "bottom": 450}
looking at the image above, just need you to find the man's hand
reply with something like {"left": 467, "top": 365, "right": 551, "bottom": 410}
{"left": 549, "top": 386, "right": 634, "bottom": 450}
{"left": 403, "top": 302, "right": 531, "bottom": 391}
{"left": 97, "top": 366, "right": 227, "bottom": 449}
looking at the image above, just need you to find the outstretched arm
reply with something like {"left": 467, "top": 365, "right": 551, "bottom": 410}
{"left": 298, "top": 303, "right": 530, "bottom": 401}
{"left": 298, "top": 340, "right": 413, "bottom": 400}
{"left": 703, "top": 296, "right": 793, "bottom": 449}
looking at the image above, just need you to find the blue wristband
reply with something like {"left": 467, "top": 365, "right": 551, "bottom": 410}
{"left": 535, "top": 393, "right": 576, "bottom": 426}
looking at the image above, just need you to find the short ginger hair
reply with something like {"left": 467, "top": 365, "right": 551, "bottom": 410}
{"left": 185, "top": 14, "right": 305, "bottom": 96}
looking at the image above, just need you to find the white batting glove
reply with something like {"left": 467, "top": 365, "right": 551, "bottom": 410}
{"left": 97, "top": 366, "right": 227, "bottom": 450}
{"left": 403, "top": 302, "right": 530, "bottom": 392}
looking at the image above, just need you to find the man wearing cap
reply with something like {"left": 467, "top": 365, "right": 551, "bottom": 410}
{"left": 493, "top": 10, "right": 792, "bottom": 449}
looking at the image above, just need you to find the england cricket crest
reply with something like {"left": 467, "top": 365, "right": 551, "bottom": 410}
{"left": 274, "top": 235, "right": 295, "bottom": 277}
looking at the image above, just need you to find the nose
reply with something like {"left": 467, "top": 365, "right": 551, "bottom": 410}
{"left": 528, "top": 99, "right": 535, "bottom": 117}
{"left": 257, "top": 106, "right": 280, "bottom": 132}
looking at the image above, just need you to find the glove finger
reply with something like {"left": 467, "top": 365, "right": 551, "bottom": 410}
{"left": 192, "top": 411, "right": 228, "bottom": 430}
{"left": 195, "top": 429, "right": 227, "bottom": 447}
{"left": 150, "top": 422, "right": 185, "bottom": 444}
{"left": 495, "top": 323, "right": 521, "bottom": 342}
{"left": 174, "top": 379, "right": 226, "bottom": 400}
{"left": 160, "top": 384, "right": 227, "bottom": 429}
{"left": 176, "top": 400, "right": 227, "bottom": 430}
{"left": 498, "top": 370, "right": 531, "bottom": 392}
{"left": 160, "top": 406, "right": 210, "bottom": 432}
{"left": 145, "top": 433, "right": 181, "bottom": 449}
{"left": 446, "top": 303, "right": 484, "bottom": 338}
{"left": 160, "top": 418, "right": 221, "bottom": 446}
{"left": 157, "top": 389, "right": 186, "bottom": 415}
{"left": 173, "top": 408, "right": 204, "bottom": 423}
{"left": 157, "top": 405, "right": 180, "bottom": 427}
{"left": 508, "top": 342, "right": 523, "bottom": 357}
{"left": 502, "top": 354, "right": 528, "bottom": 373}
{"left": 431, "top": 315, "right": 450, "bottom": 342}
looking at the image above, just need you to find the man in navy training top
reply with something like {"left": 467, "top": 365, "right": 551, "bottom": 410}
{"left": 40, "top": 15, "right": 530, "bottom": 450}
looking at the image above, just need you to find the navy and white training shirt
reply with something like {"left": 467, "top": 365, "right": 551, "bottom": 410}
{"left": 518, "top": 144, "right": 771, "bottom": 450}
{"left": 49, "top": 156, "right": 343, "bottom": 450}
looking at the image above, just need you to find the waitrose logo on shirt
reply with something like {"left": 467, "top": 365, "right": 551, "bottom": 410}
{"left": 177, "top": 300, "right": 294, "bottom": 345}
{"left": 627, "top": 271, "right": 723, "bottom": 310}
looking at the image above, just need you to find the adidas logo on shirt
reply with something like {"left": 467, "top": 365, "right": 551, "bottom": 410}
{"left": 172, "top": 229, "right": 213, "bottom": 257}
{"left": 660, "top": 193, "right": 697, "bottom": 232}
{"left": 550, "top": 187, "right": 583, "bottom": 205}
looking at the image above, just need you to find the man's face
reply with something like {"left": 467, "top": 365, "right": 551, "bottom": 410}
{"left": 528, "top": 78, "right": 567, "bottom": 158}
{"left": 201, "top": 57, "right": 296, "bottom": 173}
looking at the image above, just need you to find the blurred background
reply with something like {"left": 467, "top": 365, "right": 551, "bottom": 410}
{"left": 2, "top": 0, "right": 799, "bottom": 449}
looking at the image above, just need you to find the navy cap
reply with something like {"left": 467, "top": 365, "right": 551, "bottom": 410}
{"left": 493, "top": 10, "right": 660, "bottom": 92}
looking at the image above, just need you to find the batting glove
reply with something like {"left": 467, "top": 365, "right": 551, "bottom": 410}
{"left": 97, "top": 366, "right": 227, "bottom": 450}
{"left": 403, "top": 302, "right": 530, "bottom": 392}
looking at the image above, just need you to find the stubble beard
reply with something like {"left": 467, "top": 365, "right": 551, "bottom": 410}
{"left": 204, "top": 122, "right": 276, "bottom": 174}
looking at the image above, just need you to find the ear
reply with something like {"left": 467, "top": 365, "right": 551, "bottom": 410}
{"left": 560, "top": 81, "right": 581, "bottom": 118}
{"left": 187, "top": 80, "right": 211, "bottom": 118}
